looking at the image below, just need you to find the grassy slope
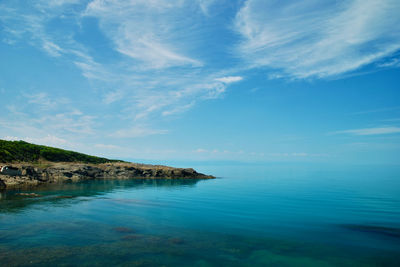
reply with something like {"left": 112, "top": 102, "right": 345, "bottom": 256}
{"left": 0, "top": 140, "right": 121, "bottom": 164}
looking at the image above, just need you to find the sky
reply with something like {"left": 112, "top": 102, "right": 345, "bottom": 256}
{"left": 0, "top": 0, "right": 399, "bottom": 165}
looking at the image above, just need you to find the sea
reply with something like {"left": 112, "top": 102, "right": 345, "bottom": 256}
{"left": 0, "top": 163, "right": 399, "bottom": 266}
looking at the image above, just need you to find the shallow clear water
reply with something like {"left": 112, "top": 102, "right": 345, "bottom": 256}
{"left": 1, "top": 163, "right": 400, "bottom": 266}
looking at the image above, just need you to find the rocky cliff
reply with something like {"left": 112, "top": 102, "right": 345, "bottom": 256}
{"left": 0, "top": 162, "right": 214, "bottom": 189}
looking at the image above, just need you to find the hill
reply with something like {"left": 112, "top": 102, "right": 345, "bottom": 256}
{"left": 0, "top": 140, "right": 214, "bottom": 190}
{"left": 0, "top": 139, "right": 121, "bottom": 164}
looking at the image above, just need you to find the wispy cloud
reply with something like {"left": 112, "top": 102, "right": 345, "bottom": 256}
{"left": 3, "top": 135, "right": 68, "bottom": 147}
{"left": 0, "top": 92, "right": 96, "bottom": 145}
{"left": 2, "top": 110, "right": 96, "bottom": 137}
{"left": 24, "top": 92, "right": 69, "bottom": 110}
{"left": 352, "top": 106, "right": 400, "bottom": 115}
{"left": 334, "top": 126, "right": 400, "bottom": 136}
{"left": 378, "top": 58, "right": 400, "bottom": 68}
{"left": 234, "top": 0, "right": 400, "bottom": 79}
{"left": 42, "top": 40, "right": 64, "bottom": 57}
{"left": 94, "top": 143, "right": 121, "bottom": 150}
{"left": 103, "top": 90, "right": 124, "bottom": 105}
{"left": 197, "top": 0, "right": 217, "bottom": 16}
{"left": 0, "top": 0, "right": 244, "bottom": 125}
{"left": 111, "top": 126, "right": 168, "bottom": 138}
{"left": 84, "top": 0, "right": 203, "bottom": 69}
{"left": 215, "top": 76, "right": 243, "bottom": 84}
{"left": 162, "top": 102, "right": 196, "bottom": 117}
{"left": 382, "top": 118, "right": 400, "bottom": 122}
{"left": 0, "top": 1, "right": 71, "bottom": 58}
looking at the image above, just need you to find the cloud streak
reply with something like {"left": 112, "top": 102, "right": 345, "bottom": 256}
{"left": 84, "top": 0, "right": 203, "bottom": 69}
{"left": 215, "top": 76, "right": 243, "bottom": 84}
{"left": 111, "top": 126, "right": 169, "bottom": 138}
{"left": 334, "top": 126, "right": 400, "bottom": 136}
{"left": 0, "top": 93, "right": 96, "bottom": 146}
{"left": 0, "top": 0, "right": 246, "bottom": 131}
{"left": 235, "top": 0, "right": 400, "bottom": 79}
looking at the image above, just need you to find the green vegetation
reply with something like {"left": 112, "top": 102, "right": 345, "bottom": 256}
{"left": 0, "top": 140, "right": 121, "bottom": 164}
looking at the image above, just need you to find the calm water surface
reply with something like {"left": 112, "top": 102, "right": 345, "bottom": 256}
{"left": 1, "top": 163, "right": 400, "bottom": 266}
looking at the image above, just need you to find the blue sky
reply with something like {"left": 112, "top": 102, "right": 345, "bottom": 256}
{"left": 0, "top": 0, "right": 399, "bottom": 164}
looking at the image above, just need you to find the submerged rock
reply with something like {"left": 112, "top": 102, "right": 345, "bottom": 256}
{"left": 121, "top": 234, "right": 143, "bottom": 241}
{"left": 342, "top": 224, "right": 400, "bottom": 238}
{"left": 114, "top": 227, "right": 136, "bottom": 234}
{"left": 248, "top": 249, "right": 333, "bottom": 266}
{"left": 169, "top": 237, "right": 185, "bottom": 245}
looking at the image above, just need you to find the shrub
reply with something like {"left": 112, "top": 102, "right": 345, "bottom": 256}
{"left": 0, "top": 140, "right": 121, "bottom": 164}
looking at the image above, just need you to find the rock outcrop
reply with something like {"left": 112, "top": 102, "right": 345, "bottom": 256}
{"left": 0, "top": 162, "right": 214, "bottom": 189}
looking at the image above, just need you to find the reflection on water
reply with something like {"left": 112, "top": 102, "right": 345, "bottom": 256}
{"left": 0, "top": 179, "right": 200, "bottom": 213}
{"left": 1, "top": 164, "right": 400, "bottom": 266}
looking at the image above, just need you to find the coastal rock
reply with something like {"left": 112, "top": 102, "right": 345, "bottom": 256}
{"left": 0, "top": 162, "right": 214, "bottom": 189}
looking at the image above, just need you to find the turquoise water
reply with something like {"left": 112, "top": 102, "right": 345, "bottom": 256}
{"left": 1, "top": 164, "right": 400, "bottom": 266}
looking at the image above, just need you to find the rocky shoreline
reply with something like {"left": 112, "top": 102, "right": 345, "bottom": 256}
{"left": 0, "top": 162, "right": 214, "bottom": 190}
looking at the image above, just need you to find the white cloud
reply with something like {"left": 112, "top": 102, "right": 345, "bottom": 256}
{"left": 24, "top": 92, "right": 67, "bottom": 110}
{"left": 35, "top": 113, "right": 96, "bottom": 135}
{"left": 202, "top": 82, "right": 227, "bottom": 99}
{"left": 25, "top": 92, "right": 52, "bottom": 107}
{"left": 352, "top": 106, "right": 400, "bottom": 115}
{"left": 2, "top": 112, "right": 96, "bottom": 136}
{"left": 162, "top": 101, "right": 195, "bottom": 116}
{"left": 73, "top": 59, "right": 110, "bottom": 81}
{"left": 0, "top": 2, "right": 73, "bottom": 59}
{"left": 215, "top": 76, "right": 243, "bottom": 84}
{"left": 111, "top": 126, "right": 168, "bottom": 138}
{"left": 3, "top": 135, "right": 67, "bottom": 147}
{"left": 0, "top": 1, "right": 243, "bottom": 125}
{"left": 42, "top": 40, "right": 63, "bottom": 57}
{"left": 1, "top": 93, "right": 96, "bottom": 140}
{"left": 44, "top": 0, "right": 81, "bottom": 7}
{"left": 382, "top": 118, "right": 400, "bottom": 122}
{"left": 103, "top": 90, "right": 124, "bottom": 105}
{"left": 235, "top": 0, "right": 400, "bottom": 79}
{"left": 84, "top": 0, "right": 203, "bottom": 69}
{"left": 197, "top": 0, "right": 217, "bottom": 16}
{"left": 2, "top": 136, "right": 20, "bottom": 141}
{"left": 94, "top": 143, "right": 120, "bottom": 150}
{"left": 26, "top": 135, "right": 67, "bottom": 146}
{"left": 18, "top": 93, "right": 95, "bottom": 135}
{"left": 334, "top": 126, "right": 400, "bottom": 136}
{"left": 378, "top": 58, "right": 400, "bottom": 68}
